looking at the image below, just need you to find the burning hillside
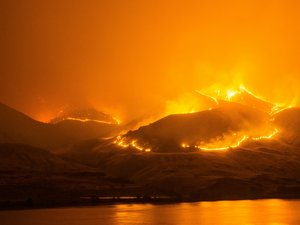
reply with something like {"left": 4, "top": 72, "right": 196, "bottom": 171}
{"left": 50, "top": 107, "right": 120, "bottom": 125}
{"left": 112, "top": 85, "right": 293, "bottom": 152}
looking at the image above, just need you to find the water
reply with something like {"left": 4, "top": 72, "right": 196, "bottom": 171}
{"left": 1, "top": 199, "right": 300, "bottom": 225}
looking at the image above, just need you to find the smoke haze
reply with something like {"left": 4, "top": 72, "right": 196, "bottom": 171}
{"left": 1, "top": 0, "right": 300, "bottom": 122}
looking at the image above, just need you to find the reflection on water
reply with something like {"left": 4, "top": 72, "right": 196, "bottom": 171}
{"left": 1, "top": 199, "right": 300, "bottom": 225}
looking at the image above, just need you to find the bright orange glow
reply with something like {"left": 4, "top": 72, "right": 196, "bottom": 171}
{"left": 226, "top": 89, "right": 238, "bottom": 101}
{"left": 164, "top": 92, "right": 205, "bottom": 115}
{"left": 113, "top": 117, "right": 121, "bottom": 125}
{"left": 2, "top": 1, "right": 300, "bottom": 123}
{"left": 3, "top": 1, "right": 300, "bottom": 155}
{"left": 181, "top": 143, "right": 190, "bottom": 148}
{"left": 166, "top": 84, "right": 280, "bottom": 116}
{"left": 195, "top": 91, "right": 219, "bottom": 105}
{"left": 170, "top": 85, "right": 285, "bottom": 151}
{"left": 113, "top": 85, "right": 285, "bottom": 152}
{"left": 194, "top": 84, "right": 294, "bottom": 114}
{"left": 144, "top": 148, "right": 151, "bottom": 152}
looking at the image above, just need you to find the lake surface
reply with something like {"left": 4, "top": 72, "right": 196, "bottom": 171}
{"left": 1, "top": 199, "right": 300, "bottom": 225}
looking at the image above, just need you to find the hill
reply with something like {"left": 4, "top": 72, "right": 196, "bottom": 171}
{"left": 0, "top": 103, "right": 121, "bottom": 152}
{"left": 0, "top": 143, "right": 92, "bottom": 172}
{"left": 123, "top": 103, "right": 270, "bottom": 152}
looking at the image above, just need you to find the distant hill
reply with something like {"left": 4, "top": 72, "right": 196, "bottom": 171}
{"left": 0, "top": 103, "right": 121, "bottom": 152}
{"left": 50, "top": 107, "right": 119, "bottom": 124}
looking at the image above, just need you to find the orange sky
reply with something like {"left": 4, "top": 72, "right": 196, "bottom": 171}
{"left": 1, "top": 0, "right": 300, "bottom": 122}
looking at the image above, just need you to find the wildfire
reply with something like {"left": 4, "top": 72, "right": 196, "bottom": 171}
{"left": 114, "top": 136, "right": 151, "bottom": 152}
{"left": 113, "top": 85, "right": 287, "bottom": 153}
{"left": 165, "top": 84, "right": 290, "bottom": 119}
{"left": 181, "top": 129, "right": 279, "bottom": 151}
{"left": 114, "top": 128, "right": 279, "bottom": 153}
{"left": 195, "top": 135, "right": 249, "bottom": 151}
{"left": 181, "top": 85, "right": 285, "bottom": 151}
{"left": 60, "top": 117, "right": 121, "bottom": 124}
{"left": 196, "top": 84, "right": 289, "bottom": 114}
{"left": 251, "top": 128, "right": 279, "bottom": 141}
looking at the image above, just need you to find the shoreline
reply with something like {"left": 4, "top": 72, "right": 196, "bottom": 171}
{"left": 1, "top": 196, "right": 300, "bottom": 211}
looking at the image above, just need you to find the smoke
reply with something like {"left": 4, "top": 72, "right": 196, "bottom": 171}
{"left": 1, "top": 0, "right": 300, "bottom": 122}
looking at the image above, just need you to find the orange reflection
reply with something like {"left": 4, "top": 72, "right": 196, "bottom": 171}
{"left": 111, "top": 199, "right": 299, "bottom": 225}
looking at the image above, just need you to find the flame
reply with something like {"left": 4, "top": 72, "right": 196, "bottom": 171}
{"left": 195, "top": 135, "right": 249, "bottom": 151}
{"left": 114, "top": 136, "right": 152, "bottom": 152}
{"left": 178, "top": 85, "right": 284, "bottom": 151}
{"left": 138, "top": 84, "right": 293, "bottom": 129}
{"left": 251, "top": 128, "right": 279, "bottom": 141}
{"left": 226, "top": 89, "right": 238, "bottom": 101}
{"left": 181, "top": 129, "right": 279, "bottom": 151}
{"left": 194, "top": 84, "right": 295, "bottom": 115}
{"left": 113, "top": 85, "right": 286, "bottom": 152}
{"left": 114, "top": 128, "right": 279, "bottom": 153}
{"left": 59, "top": 117, "right": 120, "bottom": 124}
